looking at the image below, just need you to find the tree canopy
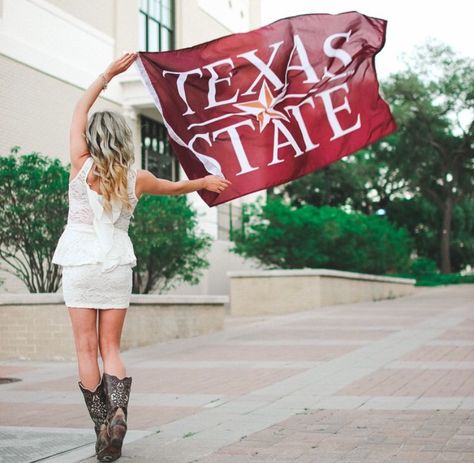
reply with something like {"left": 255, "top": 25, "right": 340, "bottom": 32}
{"left": 232, "top": 198, "right": 411, "bottom": 275}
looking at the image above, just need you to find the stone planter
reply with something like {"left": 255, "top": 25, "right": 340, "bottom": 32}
{"left": 0, "top": 293, "right": 227, "bottom": 360}
{"left": 228, "top": 269, "right": 415, "bottom": 315}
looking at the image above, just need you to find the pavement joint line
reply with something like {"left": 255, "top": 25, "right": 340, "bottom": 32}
{"left": 135, "top": 360, "right": 322, "bottom": 369}
{"left": 0, "top": 391, "right": 228, "bottom": 407}
{"left": 428, "top": 340, "right": 474, "bottom": 346}
{"left": 220, "top": 339, "right": 370, "bottom": 345}
{"left": 0, "top": 426, "right": 92, "bottom": 434}
{"left": 386, "top": 361, "right": 474, "bottom": 369}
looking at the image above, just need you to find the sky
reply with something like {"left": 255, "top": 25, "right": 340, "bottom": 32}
{"left": 260, "top": 0, "right": 474, "bottom": 79}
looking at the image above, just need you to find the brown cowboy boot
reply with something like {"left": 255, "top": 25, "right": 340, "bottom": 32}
{"left": 78, "top": 379, "right": 110, "bottom": 457}
{"left": 100, "top": 373, "right": 132, "bottom": 462}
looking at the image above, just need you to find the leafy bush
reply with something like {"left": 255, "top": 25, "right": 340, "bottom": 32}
{"left": 232, "top": 199, "right": 411, "bottom": 275}
{"left": 409, "top": 257, "right": 439, "bottom": 277}
{"left": 0, "top": 147, "right": 69, "bottom": 292}
{"left": 129, "top": 194, "right": 211, "bottom": 293}
{"left": 398, "top": 257, "right": 474, "bottom": 286}
{"left": 386, "top": 197, "right": 474, "bottom": 273}
{"left": 414, "top": 273, "right": 474, "bottom": 286}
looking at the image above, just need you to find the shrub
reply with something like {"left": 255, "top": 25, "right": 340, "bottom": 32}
{"left": 232, "top": 198, "right": 411, "bottom": 275}
{"left": 409, "top": 257, "right": 438, "bottom": 277}
{"left": 0, "top": 147, "right": 69, "bottom": 292}
{"left": 129, "top": 194, "right": 211, "bottom": 293}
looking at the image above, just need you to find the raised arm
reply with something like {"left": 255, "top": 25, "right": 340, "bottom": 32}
{"left": 69, "top": 52, "right": 138, "bottom": 168}
{"left": 136, "top": 169, "right": 231, "bottom": 198}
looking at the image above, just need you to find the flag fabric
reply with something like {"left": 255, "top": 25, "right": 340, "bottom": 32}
{"left": 136, "top": 11, "right": 396, "bottom": 207}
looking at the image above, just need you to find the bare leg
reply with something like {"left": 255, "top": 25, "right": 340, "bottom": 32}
{"left": 68, "top": 308, "right": 100, "bottom": 390}
{"left": 98, "top": 309, "right": 127, "bottom": 378}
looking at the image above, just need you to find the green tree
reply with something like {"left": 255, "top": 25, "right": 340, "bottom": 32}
{"left": 382, "top": 43, "right": 474, "bottom": 273}
{"left": 129, "top": 194, "right": 211, "bottom": 293}
{"left": 0, "top": 147, "right": 69, "bottom": 292}
{"left": 277, "top": 131, "right": 407, "bottom": 215}
{"left": 387, "top": 197, "right": 474, "bottom": 272}
{"left": 232, "top": 198, "right": 411, "bottom": 275}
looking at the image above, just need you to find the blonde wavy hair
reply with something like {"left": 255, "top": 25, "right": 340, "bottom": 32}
{"left": 85, "top": 110, "right": 135, "bottom": 214}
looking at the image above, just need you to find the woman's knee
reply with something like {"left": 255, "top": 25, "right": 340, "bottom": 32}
{"left": 75, "top": 335, "right": 98, "bottom": 358}
{"left": 99, "top": 336, "right": 121, "bottom": 359}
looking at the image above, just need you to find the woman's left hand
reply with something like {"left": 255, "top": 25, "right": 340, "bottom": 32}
{"left": 103, "top": 52, "right": 138, "bottom": 81}
{"left": 203, "top": 175, "right": 232, "bottom": 194}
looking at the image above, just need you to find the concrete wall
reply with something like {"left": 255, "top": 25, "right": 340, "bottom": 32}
{"left": 0, "top": 294, "right": 227, "bottom": 360}
{"left": 0, "top": 54, "right": 121, "bottom": 162}
{"left": 45, "top": 0, "right": 115, "bottom": 37}
{"left": 228, "top": 269, "right": 416, "bottom": 315}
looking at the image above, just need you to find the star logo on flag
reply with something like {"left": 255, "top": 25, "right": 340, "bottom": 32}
{"left": 233, "top": 80, "right": 290, "bottom": 132}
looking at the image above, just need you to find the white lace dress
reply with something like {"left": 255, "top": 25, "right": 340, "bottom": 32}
{"left": 52, "top": 156, "right": 139, "bottom": 309}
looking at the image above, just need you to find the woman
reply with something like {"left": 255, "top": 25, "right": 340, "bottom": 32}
{"left": 52, "top": 52, "right": 231, "bottom": 462}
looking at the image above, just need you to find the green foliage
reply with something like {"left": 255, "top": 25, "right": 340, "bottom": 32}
{"left": 232, "top": 199, "right": 411, "bottom": 275}
{"left": 379, "top": 43, "right": 473, "bottom": 273}
{"left": 129, "top": 194, "right": 211, "bottom": 293}
{"left": 386, "top": 197, "right": 474, "bottom": 272}
{"left": 278, "top": 133, "right": 406, "bottom": 215}
{"left": 0, "top": 147, "right": 69, "bottom": 292}
{"left": 415, "top": 273, "right": 474, "bottom": 287}
{"left": 395, "top": 265, "right": 474, "bottom": 287}
{"left": 409, "top": 257, "right": 439, "bottom": 277}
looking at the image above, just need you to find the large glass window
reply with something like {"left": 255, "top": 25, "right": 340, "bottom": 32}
{"left": 140, "top": 115, "right": 179, "bottom": 181}
{"left": 139, "top": 0, "right": 174, "bottom": 52}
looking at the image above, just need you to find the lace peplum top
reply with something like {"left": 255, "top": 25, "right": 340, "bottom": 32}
{"left": 52, "top": 156, "right": 139, "bottom": 273}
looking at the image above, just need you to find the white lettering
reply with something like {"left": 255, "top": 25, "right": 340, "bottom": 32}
{"left": 284, "top": 97, "right": 320, "bottom": 152}
{"left": 203, "top": 58, "right": 239, "bottom": 109}
{"left": 268, "top": 119, "right": 304, "bottom": 166}
{"left": 315, "top": 83, "right": 361, "bottom": 140}
{"left": 286, "top": 34, "right": 319, "bottom": 84}
{"left": 212, "top": 120, "right": 259, "bottom": 175}
{"left": 238, "top": 41, "right": 285, "bottom": 95}
{"left": 323, "top": 31, "right": 352, "bottom": 79}
{"left": 188, "top": 133, "right": 223, "bottom": 175}
{"left": 163, "top": 68, "right": 203, "bottom": 116}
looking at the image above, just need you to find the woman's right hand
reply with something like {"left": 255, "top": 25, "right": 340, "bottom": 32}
{"left": 103, "top": 52, "right": 138, "bottom": 80}
{"left": 203, "top": 175, "right": 232, "bottom": 194}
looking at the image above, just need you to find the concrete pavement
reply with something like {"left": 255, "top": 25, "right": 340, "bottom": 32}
{"left": 0, "top": 285, "right": 473, "bottom": 462}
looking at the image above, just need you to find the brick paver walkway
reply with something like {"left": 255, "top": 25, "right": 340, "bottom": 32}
{"left": 0, "top": 285, "right": 473, "bottom": 462}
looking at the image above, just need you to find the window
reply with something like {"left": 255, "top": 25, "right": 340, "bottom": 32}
{"left": 139, "top": 0, "right": 174, "bottom": 52}
{"left": 140, "top": 115, "right": 179, "bottom": 181}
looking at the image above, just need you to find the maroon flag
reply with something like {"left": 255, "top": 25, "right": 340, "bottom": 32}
{"left": 136, "top": 11, "right": 396, "bottom": 206}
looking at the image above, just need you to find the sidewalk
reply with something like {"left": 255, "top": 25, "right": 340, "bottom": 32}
{"left": 1, "top": 285, "right": 473, "bottom": 463}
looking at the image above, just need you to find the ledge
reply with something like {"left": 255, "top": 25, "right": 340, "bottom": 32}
{"left": 0, "top": 293, "right": 229, "bottom": 306}
{"left": 0, "top": 293, "right": 227, "bottom": 360}
{"left": 227, "top": 268, "right": 415, "bottom": 285}
{"left": 130, "top": 294, "right": 229, "bottom": 305}
{"left": 228, "top": 268, "right": 416, "bottom": 315}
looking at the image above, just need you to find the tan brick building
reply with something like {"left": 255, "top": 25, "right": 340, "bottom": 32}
{"left": 0, "top": 0, "right": 262, "bottom": 294}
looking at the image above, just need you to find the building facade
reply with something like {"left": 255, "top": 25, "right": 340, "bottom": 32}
{"left": 0, "top": 0, "right": 262, "bottom": 294}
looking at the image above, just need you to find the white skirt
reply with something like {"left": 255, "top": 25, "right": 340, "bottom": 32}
{"left": 62, "top": 263, "right": 133, "bottom": 309}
